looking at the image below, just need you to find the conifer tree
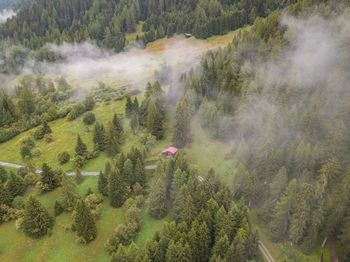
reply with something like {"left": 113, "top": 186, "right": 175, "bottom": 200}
{"left": 112, "top": 113, "right": 123, "bottom": 138}
{"left": 147, "top": 101, "right": 164, "bottom": 139}
{"left": 111, "top": 244, "right": 128, "bottom": 262}
{"left": 54, "top": 200, "right": 64, "bottom": 216}
{"left": 0, "top": 182, "right": 12, "bottom": 206}
{"left": 133, "top": 97, "right": 139, "bottom": 115}
{"left": 180, "top": 195, "right": 196, "bottom": 225}
{"left": 75, "top": 169, "right": 84, "bottom": 184}
{"left": 188, "top": 220, "right": 211, "bottom": 262}
{"left": 73, "top": 199, "right": 97, "bottom": 243}
{"left": 125, "top": 96, "right": 134, "bottom": 117}
{"left": 173, "top": 97, "right": 191, "bottom": 148}
{"left": 166, "top": 240, "right": 192, "bottom": 262}
{"left": 93, "top": 122, "right": 106, "bottom": 151}
{"left": 130, "top": 111, "right": 139, "bottom": 135}
{"left": 98, "top": 171, "right": 108, "bottom": 196}
{"left": 173, "top": 185, "right": 190, "bottom": 222}
{"left": 22, "top": 195, "right": 54, "bottom": 238}
{"left": 123, "top": 158, "right": 134, "bottom": 186}
{"left": 108, "top": 168, "right": 128, "bottom": 208}
{"left": 106, "top": 123, "right": 120, "bottom": 157}
{"left": 75, "top": 135, "right": 87, "bottom": 156}
{"left": 40, "top": 163, "right": 61, "bottom": 191}
{"left": 134, "top": 158, "right": 145, "bottom": 185}
{"left": 6, "top": 172, "right": 26, "bottom": 199}
{"left": 42, "top": 120, "right": 52, "bottom": 135}
{"left": 147, "top": 178, "right": 168, "bottom": 219}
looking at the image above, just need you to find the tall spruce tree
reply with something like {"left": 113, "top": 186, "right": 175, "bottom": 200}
{"left": 0, "top": 182, "right": 12, "bottom": 206}
{"left": 61, "top": 176, "right": 79, "bottom": 211}
{"left": 98, "top": 171, "right": 108, "bottom": 196}
{"left": 40, "top": 163, "right": 60, "bottom": 191}
{"left": 147, "top": 101, "right": 164, "bottom": 139}
{"left": 106, "top": 123, "right": 120, "bottom": 157}
{"left": 22, "top": 195, "right": 54, "bottom": 238}
{"left": 125, "top": 96, "right": 134, "bottom": 117}
{"left": 93, "top": 122, "right": 106, "bottom": 151}
{"left": 73, "top": 199, "right": 97, "bottom": 243}
{"left": 147, "top": 178, "right": 168, "bottom": 219}
{"left": 173, "top": 98, "right": 191, "bottom": 148}
{"left": 108, "top": 168, "right": 128, "bottom": 208}
{"left": 75, "top": 135, "right": 87, "bottom": 156}
{"left": 112, "top": 113, "right": 123, "bottom": 138}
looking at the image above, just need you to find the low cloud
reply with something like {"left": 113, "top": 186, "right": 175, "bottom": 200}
{"left": 0, "top": 9, "right": 15, "bottom": 24}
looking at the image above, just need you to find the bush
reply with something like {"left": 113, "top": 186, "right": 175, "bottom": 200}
{"left": 54, "top": 201, "right": 64, "bottom": 216}
{"left": 24, "top": 173, "right": 38, "bottom": 185}
{"left": 12, "top": 196, "right": 26, "bottom": 209}
{"left": 66, "top": 103, "right": 86, "bottom": 121}
{"left": 20, "top": 145, "right": 31, "bottom": 159}
{"left": 33, "top": 127, "right": 45, "bottom": 140}
{"left": 19, "top": 136, "right": 35, "bottom": 148}
{"left": 15, "top": 217, "right": 24, "bottom": 232}
{"left": 84, "top": 96, "right": 95, "bottom": 111}
{"left": 73, "top": 155, "right": 88, "bottom": 168}
{"left": 58, "top": 152, "right": 70, "bottom": 164}
{"left": 44, "top": 133, "right": 54, "bottom": 143}
{"left": 83, "top": 112, "right": 96, "bottom": 125}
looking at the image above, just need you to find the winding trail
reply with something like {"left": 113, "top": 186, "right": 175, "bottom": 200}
{"left": 259, "top": 240, "right": 275, "bottom": 262}
{"left": 0, "top": 161, "right": 157, "bottom": 175}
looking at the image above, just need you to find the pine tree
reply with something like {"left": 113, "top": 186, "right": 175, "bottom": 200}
{"left": 6, "top": 172, "right": 26, "bottom": 199}
{"left": 40, "top": 163, "right": 60, "bottom": 191}
{"left": 180, "top": 195, "right": 196, "bottom": 225}
{"left": 108, "top": 168, "right": 128, "bottom": 208}
{"left": 166, "top": 240, "right": 193, "bottom": 262}
{"left": 93, "top": 122, "right": 106, "bottom": 151}
{"left": 22, "top": 195, "right": 54, "bottom": 238}
{"left": 42, "top": 120, "right": 52, "bottom": 135}
{"left": 73, "top": 199, "right": 97, "bottom": 243}
{"left": 18, "top": 87, "right": 35, "bottom": 115}
{"left": 75, "top": 135, "right": 87, "bottom": 156}
{"left": 75, "top": 169, "right": 84, "bottom": 184}
{"left": 133, "top": 97, "right": 139, "bottom": 115}
{"left": 173, "top": 185, "right": 190, "bottom": 222}
{"left": 147, "top": 178, "right": 168, "bottom": 219}
{"left": 54, "top": 200, "right": 63, "bottom": 216}
{"left": 123, "top": 158, "right": 134, "bottom": 186}
{"left": 270, "top": 166, "right": 288, "bottom": 201}
{"left": 147, "top": 101, "right": 164, "bottom": 139}
{"left": 98, "top": 171, "right": 108, "bottom": 196}
{"left": 125, "top": 96, "right": 134, "bottom": 117}
{"left": 173, "top": 98, "right": 191, "bottom": 148}
{"left": 112, "top": 113, "right": 123, "bottom": 138}
{"left": 188, "top": 220, "right": 211, "bottom": 262}
{"left": 134, "top": 158, "right": 145, "bottom": 185}
{"left": 0, "top": 182, "right": 12, "bottom": 206}
{"left": 130, "top": 111, "right": 139, "bottom": 135}
{"left": 106, "top": 123, "right": 120, "bottom": 157}
{"left": 111, "top": 244, "right": 128, "bottom": 262}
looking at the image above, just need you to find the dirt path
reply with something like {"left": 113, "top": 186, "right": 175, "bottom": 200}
{"left": 0, "top": 160, "right": 156, "bottom": 175}
{"left": 259, "top": 240, "right": 275, "bottom": 262}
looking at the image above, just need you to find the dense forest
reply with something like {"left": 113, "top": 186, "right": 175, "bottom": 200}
{"left": 0, "top": 0, "right": 296, "bottom": 51}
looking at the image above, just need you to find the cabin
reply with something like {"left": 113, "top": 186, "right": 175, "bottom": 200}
{"left": 162, "top": 147, "right": 178, "bottom": 157}
{"left": 184, "top": 33, "right": 192, "bottom": 38}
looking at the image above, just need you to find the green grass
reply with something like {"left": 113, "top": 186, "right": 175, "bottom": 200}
{"left": 0, "top": 175, "right": 172, "bottom": 261}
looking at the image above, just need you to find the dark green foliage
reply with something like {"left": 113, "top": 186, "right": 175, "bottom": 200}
{"left": 6, "top": 172, "right": 26, "bottom": 199}
{"left": 106, "top": 123, "right": 120, "bottom": 157}
{"left": 112, "top": 113, "right": 123, "bottom": 137}
{"left": 147, "top": 101, "right": 164, "bottom": 139}
{"left": 75, "top": 169, "right": 84, "bottom": 184}
{"left": 173, "top": 98, "right": 191, "bottom": 148}
{"left": 22, "top": 195, "right": 54, "bottom": 238}
{"left": 58, "top": 151, "right": 70, "bottom": 164}
{"left": 40, "top": 163, "right": 61, "bottom": 192}
{"left": 125, "top": 96, "right": 134, "bottom": 118}
{"left": 54, "top": 200, "right": 63, "bottom": 216}
{"left": 130, "top": 111, "right": 139, "bottom": 135}
{"left": 0, "top": 182, "right": 12, "bottom": 206}
{"left": 98, "top": 171, "right": 108, "bottom": 197}
{"left": 108, "top": 168, "right": 128, "bottom": 208}
{"left": 61, "top": 176, "right": 79, "bottom": 211}
{"left": 0, "top": 166, "right": 8, "bottom": 183}
{"left": 84, "top": 96, "right": 95, "bottom": 111}
{"left": 147, "top": 178, "right": 168, "bottom": 219}
{"left": 73, "top": 199, "right": 97, "bottom": 243}
{"left": 18, "top": 87, "right": 35, "bottom": 115}
{"left": 83, "top": 112, "right": 96, "bottom": 125}
{"left": 20, "top": 145, "right": 31, "bottom": 159}
{"left": 93, "top": 122, "right": 106, "bottom": 151}
{"left": 75, "top": 135, "right": 88, "bottom": 157}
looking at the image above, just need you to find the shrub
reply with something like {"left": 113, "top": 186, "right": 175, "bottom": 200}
{"left": 0, "top": 166, "right": 8, "bottom": 183}
{"left": 24, "top": 173, "right": 38, "bottom": 185}
{"left": 83, "top": 112, "right": 96, "bottom": 125}
{"left": 15, "top": 217, "right": 24, "bottom": 232}
{"left": 44, "top": 133, "right": 54, "bottom": 143}
{"left": 20, "top": 145, "right": 31, "bottom": 159}
{"left": 66, "top": 103, "right": 85, "bottom": 121}
{"left": 33, "top": 127, "right": 45, "bottom": 140}
{"left": 20, "top": 136, "right": 35, "bottom": 148}
{"left": 73, "top": 155, "right": 88, "bottom": 168}
{"left": 58, "top": 152, "right": 70, "bottom": 164}
{"left": 12, "top": 196, "right": 26, "bottom": 209}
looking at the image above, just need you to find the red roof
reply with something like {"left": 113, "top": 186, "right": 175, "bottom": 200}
{"left": 162, "top": 147, "right": 178, "bottom": 155}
